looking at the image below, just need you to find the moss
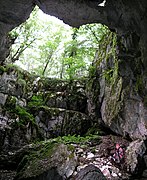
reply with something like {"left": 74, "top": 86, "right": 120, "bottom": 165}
{"left": 88, "top": 65, "right": 97, "bottom": 78}
{"left": 16, "top": 78, "right": 27, "bottom": 93}
{"left": 0, "top": 65, "right": 6, "bottom": 75}
{"left": 67, "top": 144, "right": 75, "bottom": 152}
{"left": 28, "top": 94, "right": 44, "bottom": 108}
{"left": 88, "top": 31, "right": 118, "bottom": 86}
{"left": 4, "top": 95, "right": 17, "bottom": 110}
{"left": 102, "top": 34, "right": 118, "bottom": 85}
{"left": 17, "top": 78, "right": 26, "bottom": 86}
{"left": 37, "top": 106, "right": 61, "bottom": 116}
{"left": 5, "top": 63, "right": 18, "bottom": 70}
{"left": 4, "top": 97, "right": 35, "bottom": 127}
{"left": 86, "top": 123, "right": 103, "bottom": 136}
{"left": 16, "top": 141, "right": 58, "bottom": 179}
{"left": 15, "top": 106, "right": 35, "bottom": 125}
{"left": 5, "top": 64, "right": 23, "bottom": 77}
{"left": 42, "top": 78, "right": 65, "bottom": 90}
{"left": 103, "top": 77, "right": 123, "bottom": 126}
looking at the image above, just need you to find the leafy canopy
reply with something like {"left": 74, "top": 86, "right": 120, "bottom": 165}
{"left": 8, "top": 7, "right": 109, "bottom": 80}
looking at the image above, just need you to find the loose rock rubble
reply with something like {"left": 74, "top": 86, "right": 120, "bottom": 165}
{"left": 71, "top": 135, "right": 130, "bottom": 179}
{"left": 1, "top": 135, "right": 147, "bottom": 180}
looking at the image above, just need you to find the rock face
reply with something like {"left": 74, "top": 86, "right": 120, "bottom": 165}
{"left": 126, "top": 140, "right": 146, "bottom": 174}
{"left": 0, "top": 65, "right": 92, "bottom": 155}
{"left": 35, "top": 107, "right": 90, "bottom": 138}
{"left": 98, "top": 30, "right": 147, "bottom": 140}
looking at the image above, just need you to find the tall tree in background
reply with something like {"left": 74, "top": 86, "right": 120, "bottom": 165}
{"left": 8, "top": 8, "right": 39, "bottom": 63}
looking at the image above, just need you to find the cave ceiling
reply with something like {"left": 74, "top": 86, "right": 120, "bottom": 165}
{"left": 0, "top": 0, "right": 147, "bottom": 35}
{"left": 0, "top": 0, "right": 147, "bottom": 64}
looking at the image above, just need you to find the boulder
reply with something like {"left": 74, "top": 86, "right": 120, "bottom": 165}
{"left": 75, "top": 164, "right": 106, "bottom": 180}
{"left": 126, "top": 140, "right": 146, "bottom": 174}
{"left": 14, "top": 143, "right": 77, "bottom": 180}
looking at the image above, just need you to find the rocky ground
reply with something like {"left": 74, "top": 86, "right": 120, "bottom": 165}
{"left": 74, "top": 137, "right": 147, "bottom": 180}
{"left": 72, "top": 135, "right": 131, "bottom": 180}
{"left": 1, "top": 134, "right": 146, "bottom": 180}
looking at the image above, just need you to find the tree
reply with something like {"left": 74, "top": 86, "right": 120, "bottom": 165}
{"left": 7, "top": 8, "right": 39, "bottom": 64}
{"left": 7, "top": 7, "right": 109, "bottom": 79}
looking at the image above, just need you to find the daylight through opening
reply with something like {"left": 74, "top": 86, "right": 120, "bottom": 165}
{"left": 7, "top": 7, "right": 109, "bottom": 80}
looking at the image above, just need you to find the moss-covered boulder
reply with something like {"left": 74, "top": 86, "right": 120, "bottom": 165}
{"left": 15, "top": 142, "right": 77, "bottom": 180}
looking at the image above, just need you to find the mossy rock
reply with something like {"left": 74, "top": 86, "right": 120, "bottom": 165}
{"left": 101, "top": 77, "right": 123, "bottom": 126}
{"left": 4, "top": 98, "right": 36, "bottom": 127}
{"left": 15, "top": 142, "right": 77, "bottom": 180}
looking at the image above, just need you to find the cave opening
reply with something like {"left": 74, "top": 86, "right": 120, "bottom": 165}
{"left": 1, "top": 1, "right": 147, "bottom": 179}
{"left": 6, "top": 6, "right": 111, "bottom": 80}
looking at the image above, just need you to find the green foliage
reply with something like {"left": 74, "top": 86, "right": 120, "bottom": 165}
{"left": 0, "top": 65, "right": 6, "bottom": 74}
{"left": 55, "top": 134, "right": 100, "bottom": 144}
{"left": 15, "top": 106, "right": 35, "bottom": 125}
{"left": 4, "top": 97, "right": 35, "bottom": 126}
{"left": 28, "top": 95, "right": 45, "bottom": 108}
{"left": 8, "top": 7, "right": 39, "bottom": 63}
{"left": 8, "top": 7, "right": 110, "bottom": 80}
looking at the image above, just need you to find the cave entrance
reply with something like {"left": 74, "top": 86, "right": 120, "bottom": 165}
{"left": 6, "top": 7, "right": 109, "bottom": 80}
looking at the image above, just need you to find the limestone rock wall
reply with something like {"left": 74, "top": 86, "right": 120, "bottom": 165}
{"left": 94, "top": 30, "right": 147, "bottom": 140}
{"left": 0, "top": 65, "right": 92, "bottom": 154}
